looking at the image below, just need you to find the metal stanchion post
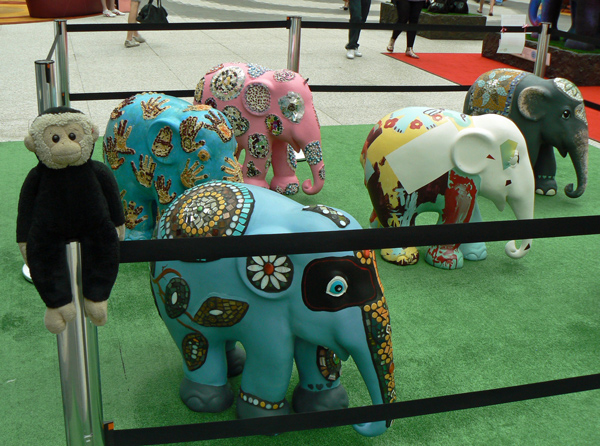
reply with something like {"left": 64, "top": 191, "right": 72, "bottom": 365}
{"left": 54, "top": 19, "right": 70, "bottom": 107}
{"left": 287, "top": 16, "right": 302, "bottom": 73}
{"left": 56, "top": 241, "right": 105, "bottom": 446}
{"left": 34, "top": 60, "right": 57, "bottom": 114}
{"left": 533, "top": 22, "right": 551, "bottom": 78}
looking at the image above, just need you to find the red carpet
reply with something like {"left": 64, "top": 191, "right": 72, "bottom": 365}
{"left": 385, "top": 52, "right": 600, "bottom": 142}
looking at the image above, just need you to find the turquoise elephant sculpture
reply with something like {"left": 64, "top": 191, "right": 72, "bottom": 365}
{"left": 102, "top": 93, "right": 242, "bottom": 240}
{"left": 360, "top": 107, "right": 535, "bottom": 270}
{"left": 150, "top": 180, "right": 396, "bottom": 437}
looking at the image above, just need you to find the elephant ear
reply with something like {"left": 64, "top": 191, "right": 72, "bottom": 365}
{"left": 451, "top": 126, "right": 496, "bottom": 176}
{"left": 242, "top": 82, "right": 272, "bottom": 116}
{"left": 517, "top": 86, "right": 550, "bottom": 121}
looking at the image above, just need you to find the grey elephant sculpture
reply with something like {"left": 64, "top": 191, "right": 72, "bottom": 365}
{"left": 464, "top": 68, "right": 589, "bottom": 198}
{"left": 150, "top": 180, "right": 396, "bottom": 437}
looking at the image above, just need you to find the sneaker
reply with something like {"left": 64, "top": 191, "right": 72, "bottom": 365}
{"left": 111, "top": 9, "right": 125, "bottom": 16}
{"left": 103, "top": 9, "right": 116, "bottom": 17}
{"left": 346, "top": 49, "right": 355, "bottom": 59}
{"left": 133, "top": 35, "right": 146, "bottom": 43}
{"left": 354, "top": 50, "right": 363, "bottom": 57}
{"left": 124, "top": 39, "right": 140, "bottom": 48}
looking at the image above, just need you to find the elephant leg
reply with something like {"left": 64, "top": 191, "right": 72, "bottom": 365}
{"left": 269, "top": 140, "right": 300, "bottom": 195}
{"left": 459, "top": 200, "right": 488, "bottom": 261}
{"left": 370, "top": 210, "right": 419, "bottom": 266}
{"left": 175, "top": 332, "right": 234, "bottom": 413}
{"left": 242, "top": 135, "right": 271, "bottom": 189}
{"left": 292, "top": 338, "right": 349, "bottom": 413}
{"left": 236, "top": 335, "right": 294, "bottom": 419}
{"left": 226, "top": 340, "right": 246, "bottom": 377}
{"left": 533, "top": 143, "right": 558, "bottom": 196}
{"left": 425, "top": 244, "right": 463, "bottom": 269}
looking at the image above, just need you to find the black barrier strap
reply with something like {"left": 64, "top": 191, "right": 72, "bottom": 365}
{"left": 68, "top": 85, "right": 475, "bottom": 102}
{"left": 105, "top": 373, "right": 600, "bottom": 445}
{"left": 119, "top": 215, "right": 600, "bottom": 263}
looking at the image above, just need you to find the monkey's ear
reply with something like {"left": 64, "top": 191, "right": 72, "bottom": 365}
{"left": 24, "top": 134, "right": 36, "bottom": 152}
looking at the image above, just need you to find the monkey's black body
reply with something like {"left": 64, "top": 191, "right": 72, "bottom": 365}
{"left": 17, "top": 160, "right": 125, "bottom": 308}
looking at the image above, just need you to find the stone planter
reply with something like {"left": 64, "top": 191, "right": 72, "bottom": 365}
{"left": 482, "top": 33, "right": 600, "bottom": 86}
{"left": 380, "top": 3, "right": 487, "bottom": 40}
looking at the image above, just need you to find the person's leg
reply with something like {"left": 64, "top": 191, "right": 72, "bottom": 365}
{"left": 126, "top": 1, "right": 144, "bottom": 46}
{"left": 478, "top": 0, "right": 484, "bottom": 13}
{"left": 405, "top": 1, "right": 424, "bottom": 48}
{"left": 388, "top": 0, "right": 409, "bottom": 51}
{"left": 489, "top": 0, "right": 495, "bottom": 15}
{"left": 346, "top": 0, "right": 363, "bottom": 50}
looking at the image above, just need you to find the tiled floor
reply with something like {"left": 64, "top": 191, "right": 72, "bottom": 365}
{"left": 0, "top": 0, "right": 574, "bottom": 142}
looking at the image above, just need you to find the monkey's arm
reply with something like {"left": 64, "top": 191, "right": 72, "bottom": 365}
{"left": 16, "top": 165, "right": 43, "bottom": 263}
{"left": 91, "top": 160, "right": 126, "bottom": 228}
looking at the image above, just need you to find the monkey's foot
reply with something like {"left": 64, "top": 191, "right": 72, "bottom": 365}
{"left": 292, "top": 383, "right": 349, "bottom": 413}
{"left": 180, "top": 377, "right": 233, "bottom": 413}
{"left": 236, "top": 390, "right": 291, "bottom": 419}
{"left": 381, "top": 247, "right": 419, "bottom": 266}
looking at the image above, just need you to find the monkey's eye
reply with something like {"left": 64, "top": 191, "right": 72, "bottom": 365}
{"left": 562, "top": 110, "right": 571, "bottom": 119}
{"left": 52, "top": 134, "right": 60, "bottom": 143}
{"left": 68, "top": 133, "right": 77, "bottom": 141}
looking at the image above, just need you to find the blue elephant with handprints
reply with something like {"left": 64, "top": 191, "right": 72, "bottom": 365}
{"left": 103, "top": 93, "right": 242, "bottom": 240}
{"left": 150, "top": 180, "right": 396, "bottom": 437}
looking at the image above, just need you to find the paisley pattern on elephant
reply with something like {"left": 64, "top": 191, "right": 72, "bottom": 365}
{"left": 150, "top": 181, "right": 395, "bottom": 437}
{"left": 464, "top": 69, "right": 588, "bottom": 198}
{"left": 194, "top": 63, "right": 325, "bottom": 196}
{"left": 361, "top": 107, "right": 535, "bottom": 270}
{"left": 103, "top": 93, "right": 242, "bottom": 240}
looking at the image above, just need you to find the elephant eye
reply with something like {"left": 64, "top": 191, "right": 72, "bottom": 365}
{"left": 562, "top": 109, "right": 571, "bottom": 119}
{"left": 326, "top": 276, "right": 348, "bottom": 297}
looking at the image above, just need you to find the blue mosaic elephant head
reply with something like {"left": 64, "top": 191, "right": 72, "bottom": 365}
{"left": 103, "top": 93, "right": 242, "bottom": 240}
{"left": 150, "top": 181, "right": 396, "bottom": 437}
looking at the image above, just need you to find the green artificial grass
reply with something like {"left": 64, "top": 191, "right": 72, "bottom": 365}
{"left": 1, "top": 127, "right": 599, "bottom": 446}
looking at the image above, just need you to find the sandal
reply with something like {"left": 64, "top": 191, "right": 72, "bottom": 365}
{"left": 111, "top": 9, "right": 125, "bottom": 16}
{"left": 103, "top": 9, "right": 116, "bottom": 17}
{"left": 489, "top": 12, "right": 493, "bottom": 16}
{"left": 406, "top": 48, "right": 420, "bottom": 59}
{"left": 386, "top": 39, "right": 395, "bottom": 53}
{"left": 477, "top": 9, "right": 482, "bottom": 13}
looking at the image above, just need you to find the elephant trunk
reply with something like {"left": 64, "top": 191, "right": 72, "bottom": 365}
{"left": 564, "top": 129, "right": 589, "bottom": 198}
{"left": 350, "top": 297, "right": 396, "bottom": 437}
{"left": 505, "top": 192, "right": 534, "bottom": 259}
{"left": 528, "top": 0, "right": 543, "bottom": 26}
{"left": 301, "top": 140, "right": 325, "bottom": 195}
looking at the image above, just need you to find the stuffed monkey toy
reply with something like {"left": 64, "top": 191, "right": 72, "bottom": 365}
{"left": 17, "top": 107, "right": 126, "bottom": 334}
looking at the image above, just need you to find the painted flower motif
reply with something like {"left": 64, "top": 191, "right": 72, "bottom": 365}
{"left": 384, "top": 118, "right": 398, "bottom": 128}
{"left": 410, "top": 119, "right": 423, "bottom": 130}
{"left": 247, "top": 255, "right": 293, "bottom": 292}
{"left": 210, "top": 66, "right": 245, "bottom": 101}
{"left": 431, "top": 113, "right": 443, "bottom": 121}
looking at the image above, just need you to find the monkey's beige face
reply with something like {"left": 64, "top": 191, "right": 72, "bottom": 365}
{"left": 42, "top": 123, "right": 87, "bottom": 167}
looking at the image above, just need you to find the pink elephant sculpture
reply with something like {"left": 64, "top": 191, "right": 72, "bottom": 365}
{"left": 194, "top": 63, "right": 325, "bottom": 196}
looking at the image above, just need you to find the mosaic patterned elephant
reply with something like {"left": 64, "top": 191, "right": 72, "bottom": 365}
{"left": 194, "top": 63, "right": 325, "bottom": 196}
{"left": 103, "top": 93, "right": 242, "bottom": 240}
{"left": 360, "top": 107, "right": 535, "bottom": 270}
{"left": 150, "top": 181, "right": 395, "bottom": 437}
{"left": 464, "top": 69, "right": 588, "bottom": 198}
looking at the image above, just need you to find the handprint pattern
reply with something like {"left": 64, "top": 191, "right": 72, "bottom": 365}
{"left": 103, "top": 93, "right": 240, "bottom": 240}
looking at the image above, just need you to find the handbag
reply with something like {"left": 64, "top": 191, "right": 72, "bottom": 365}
{"left": 137, "top": 0, "right": 168, "bottom": 24}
